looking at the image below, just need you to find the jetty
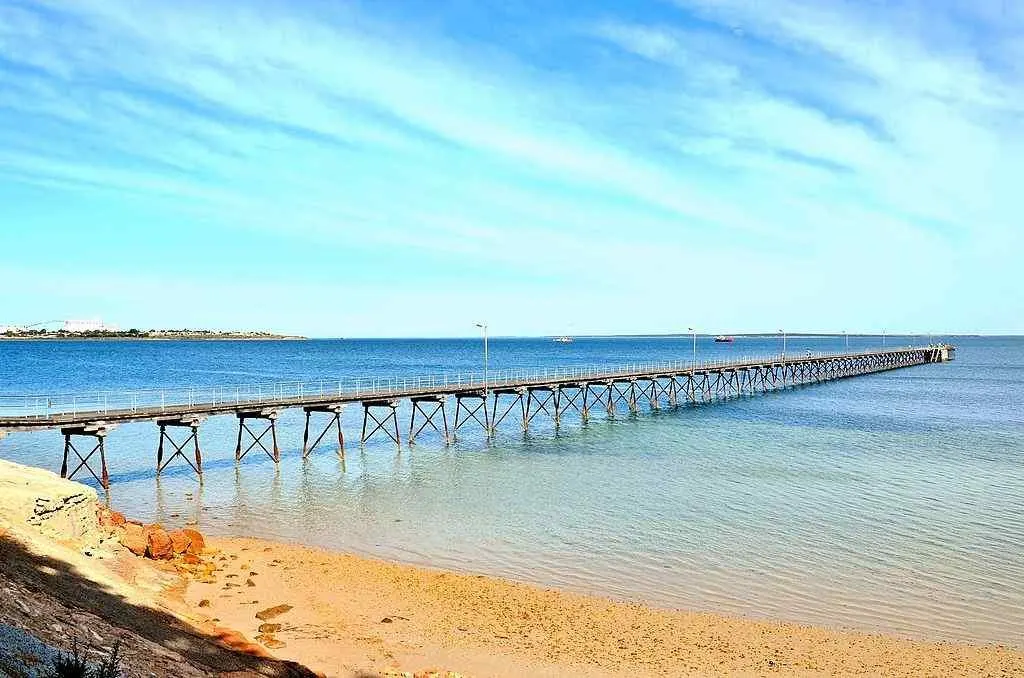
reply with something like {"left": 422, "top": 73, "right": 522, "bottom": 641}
{"left": 0, "top": 345, "right": 955, "bottom": 488}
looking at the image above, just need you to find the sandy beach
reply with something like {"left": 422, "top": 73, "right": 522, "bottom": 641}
{"left": 178, "top": 536, "right": 1024, "bottom": 677}
{"left": 1, "top": 459, "right": 1023, "bottom": 677}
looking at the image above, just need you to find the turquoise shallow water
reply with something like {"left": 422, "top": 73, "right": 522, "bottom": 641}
{"left": 1, "top": 335, "right": 1021, "bottom": 646}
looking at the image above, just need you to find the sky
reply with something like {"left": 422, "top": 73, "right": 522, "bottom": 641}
{"left": 0, "top": 0, "right": 1021, "bottom": 337}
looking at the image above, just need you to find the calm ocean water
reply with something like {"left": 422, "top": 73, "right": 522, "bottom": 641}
{"left": 1, "top": 335, "right": 1022, "bottom": 646}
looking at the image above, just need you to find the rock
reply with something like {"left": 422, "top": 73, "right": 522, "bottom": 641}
{"left": 169, "top": 529, "right": 191, "bottom": 554}
{"left": 182, "top": 553, "right": 202, "bottom": 565}
{"left": 258, "top": 623, "right": 281, "bottom": 633}
{"left": 120, "top": 522, "right": 147, "bottom": 556}
{"left": 262, "top": 638, "right": 286, "bottom": 649}
{"left": 198, "top": 599, "right": 211, "bottom": 608}
{"left": 246, "top": 578, "right": 256, "bottom": 587}
{"left": 183, "top": 528, "right": 206, "bottom": 554}
{"left": 255, "top": 604, "right": 293, "bottom": 621}
{"left": 144, "top": 525, "right": 174, "bottom": 560}
{"left": 96, "top": 507, "right": 127, "bottom": 529}
{"left": 381, "top": 617, "right": 393, "bottom": 623}
{"left": 0, "top": 459, "right": 100, "bottom": 543}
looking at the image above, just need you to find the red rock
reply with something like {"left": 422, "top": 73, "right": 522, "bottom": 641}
{"left": 96, "top": 507, "right": 127, "bottom": 530}
{"left": 144, "top": 525, "right": 174, "bottom": 560}
{"left": 183, "top": 528, "right": 206, "bottom": 554}
{"left": 182, "top": 553, "right": 202, "bottom": 565}
{"left": 169, "top": 529, "right": 191, "bottom": 554}
{"left": 120, "top": 523, "right": 147, "bottom": 556}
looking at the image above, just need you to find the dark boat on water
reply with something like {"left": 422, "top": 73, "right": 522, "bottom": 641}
{"left": 714, "top": 335, "right": 735, "bottom": 343}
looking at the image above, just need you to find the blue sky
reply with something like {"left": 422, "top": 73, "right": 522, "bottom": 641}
{"left": 0, "top": 0, "right": 1021, "bottom": 336}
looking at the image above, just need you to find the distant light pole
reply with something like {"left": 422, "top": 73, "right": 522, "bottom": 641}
{"left": 779, "top": 329, "right": 786, "bottom": 362}
{"left": 475, "top": 322, "right": 489, "bottom": 392}
{"left": 882, "top": 329, "right": 886, "bottom": 348}
{"left": 688, "top": 327, "right": 696, "bottom": 365}
{"left": 844, "top": 330, "right": 849, "bottom": 350}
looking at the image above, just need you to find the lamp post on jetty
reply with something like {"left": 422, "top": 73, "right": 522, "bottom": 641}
{"left": 475, "top": 322, "right": 489, "bottom": 393}
{"left": 779, "top": 329, "right": 786, "bottom": 362}
{"left": 688, "top": 327, "right": 696, "bottom": 365}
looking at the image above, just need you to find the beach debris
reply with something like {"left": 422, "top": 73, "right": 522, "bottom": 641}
{"left": 255, "top": 604, "right": 293, "bottom": 621}
{"left": 258, "top": 623, "right": 281, "bottom": 633}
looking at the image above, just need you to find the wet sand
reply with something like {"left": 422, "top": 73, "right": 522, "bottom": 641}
{"left": 182, "top": 536, "right": 1024, "bottom": 677}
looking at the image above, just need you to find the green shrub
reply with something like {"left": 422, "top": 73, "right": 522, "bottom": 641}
{"left": 46, "top": 638, "right": 123, "bottom": 678}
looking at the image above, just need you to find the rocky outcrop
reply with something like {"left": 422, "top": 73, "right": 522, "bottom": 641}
{"left": 0, "top": 459, "right": 100, "bottom": 543}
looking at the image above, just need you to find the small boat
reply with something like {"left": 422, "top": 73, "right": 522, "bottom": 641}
{"left": 714, "top": 335, "right": 734, "bottom": 343}
{"left": 553, "top": 336, "right": 574, "bottom": 343}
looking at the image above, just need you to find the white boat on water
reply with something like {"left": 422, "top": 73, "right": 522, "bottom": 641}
{"left": 553, "top": 336, "right": 573, "bottom": 343}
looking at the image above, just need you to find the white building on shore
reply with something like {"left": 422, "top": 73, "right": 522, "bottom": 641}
{"left": 63, "top": 318, "right": 119, "bottom": 333}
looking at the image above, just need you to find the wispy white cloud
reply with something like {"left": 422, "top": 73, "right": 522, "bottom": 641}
{"left": 0, "top": 0, "right": 1020, "bottom": 333}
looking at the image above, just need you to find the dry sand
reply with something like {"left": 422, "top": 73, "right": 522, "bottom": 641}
{"left": 181, "top": 537, "right": 1024, "bottom": 677}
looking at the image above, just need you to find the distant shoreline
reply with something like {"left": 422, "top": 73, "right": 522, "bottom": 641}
{"left": 0, "top": 334, "right": 306, "bottom": 341}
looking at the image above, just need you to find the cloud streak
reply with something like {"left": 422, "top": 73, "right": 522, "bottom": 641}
{"left": 0, "top": 0, "right": 1020, "bottom": 334}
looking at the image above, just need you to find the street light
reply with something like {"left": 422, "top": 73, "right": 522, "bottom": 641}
{"left": 688, "top": 327, "right": 696, "bottom": 365}
{"left": 779, "top": 329, "right": 786, "bottom": 362}
{"left": 844, "top": 330, "right": 849, "bottom": 350}
{"left": 882, "top": 328, "right": 886, "bottom": 348}
{"left": 475, "top": 322, "right": 488, "bottom": 392}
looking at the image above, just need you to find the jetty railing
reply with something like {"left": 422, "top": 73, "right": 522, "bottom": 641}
{"left": 0, "top": 346, "right": 932, "bottom": 419}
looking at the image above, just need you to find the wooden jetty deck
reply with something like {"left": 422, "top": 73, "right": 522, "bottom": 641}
{"left": 0, "top": 345, "right": 955, "bottom": 488}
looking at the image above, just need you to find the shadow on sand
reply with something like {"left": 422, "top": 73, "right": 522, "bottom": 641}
{"left": 0, "top": 534, "right": 319, "bottom": 677}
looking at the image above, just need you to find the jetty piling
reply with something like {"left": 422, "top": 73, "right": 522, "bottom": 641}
{"left": 156, "top": 415, "right": 204, "bottom": 477}
{"left": 453, "top": 390, "right": 490, "bottom": 439}
{"left": 235, "top": 409, "right": 280, "bottom": 463}
{"left": 60, "top": 423, "right": 113, "bottom": 489}
{"left": 301, "top": 403, "right": 345, "bottom": 458}
{"left": 408, "top": 395, "right": 449, "bottom": 444}
{"left": 361, "top": 399, "right": 400, "bottom": 445}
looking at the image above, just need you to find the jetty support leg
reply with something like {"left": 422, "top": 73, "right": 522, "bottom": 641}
{"left": 409, "top": 395, "right": 448, "bottom": 444}
{"left": 555, "top": 384, "right": 585, "bottom": 423}
{"left": 235, "top": 409, "right": 281, "bottom": 462}
{"left": 360, "top": 400, "right": 401, "bottom": 445}
{"left": 523, "top": 386, "right": 557, "bottom": 430}
{"left": 156, "top": 416, "right": 204, "bottom": 477}
{"left": 302, "top": 404, "right": 346, "bottom": 457}
{"left": 60, "top": 424, "right": 115, "bottom": 490}
{"left": 489, "top": 388, "right": 524, "bottom": 434}
{"left": 453, "top": 391, "right": 489, "bottom": 439}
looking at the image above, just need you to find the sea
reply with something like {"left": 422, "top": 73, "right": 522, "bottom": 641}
{"left": 1, "top": 335, "right": 1021, "bottom": 647}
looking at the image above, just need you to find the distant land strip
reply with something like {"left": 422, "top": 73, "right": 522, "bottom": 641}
{"left": 1, "top": 329, "right": 305, "bottom": 340}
